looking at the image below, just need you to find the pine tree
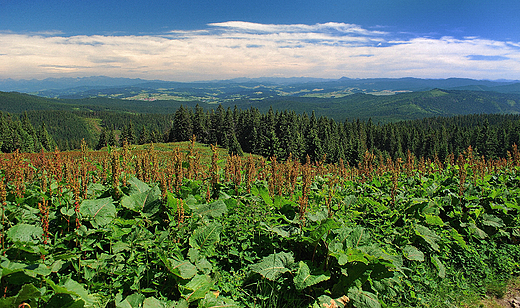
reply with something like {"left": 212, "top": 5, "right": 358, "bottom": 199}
{"left": 120, "top": 121, "right": 136, "bottom": 145}
{"left": 138, "top": 126, "right": 149, "bottom": 145}
{"left": 173, "top": 105, "right": 193, "bottom": 142}
{"left": 21, "top": 112, "right": 41, "bottom": 151}
{"left": 38, "top": 122, "right": 56, "bottom": 151}
{"left": 107, "top": 128, "right": 117, "bottom": 147}
{"left": 227, "top": 133, "right": 244, "bottom": 156}
{"left": 305, "top": 111, "right": 323, "bottom": 162}
{"left": 208, "top": 105, "right": 225, "bottom": 146}
{"left": 96, "top": 128, "right": 108, "bottom": 150}
{"left": 192, "top": 104, "right": 208, "bottom": 142}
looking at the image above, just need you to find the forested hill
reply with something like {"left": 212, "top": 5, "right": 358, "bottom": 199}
{"left": 1, "top": 88, "right": 520, "bottom": 122}
{"left": 1, "top": 89, "right": 520, "bottom": 166}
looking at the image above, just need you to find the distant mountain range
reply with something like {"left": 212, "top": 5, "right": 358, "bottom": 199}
{"left": 1, "top": 76, "right": 520, "bottom": 98}
{"left": 1, "top": 87, "right": 520, "bottom": 124}
{"left": 2, "top": 75, "right": 520, "bottom": 127}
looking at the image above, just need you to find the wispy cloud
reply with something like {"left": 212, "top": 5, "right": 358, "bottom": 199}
{"left": 467, "top": 55, "right": 509, "bottom": 61}
{"left": 1, "top": 22, "right": 519, "bottom": 80}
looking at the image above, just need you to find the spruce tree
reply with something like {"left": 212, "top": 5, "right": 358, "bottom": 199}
{"left": 106, "top": 128, "right": 117, "bottom": 147}
{"left": 120, "top": 121, "right": 136, "bottom": 145}
{"left": 21, "top": 112, "right": 41, "bottom": 151}
{"left": 192, "top": 104, "right": 208, "bottom": 142}
{"left": 227, "top": 133, "right": 244, "bottom": 156}
{"left": 305, "top": 111, "right": 323, "bottom": 162}
{"left": 38, "top": 122, "right": 56, "bottom": 151}
{"left": 96, "top": 128, "right": 108, "bottom": 150}
{"left": 173, "top": 105, "right": 193, "bottom": 142}
{"left": 138, "top": 126, "right": 149, "bottom": 145}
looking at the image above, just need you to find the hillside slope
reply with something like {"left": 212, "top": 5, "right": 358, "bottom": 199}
{"left": 2, "top": 89, "right": 520, "bottom": 123}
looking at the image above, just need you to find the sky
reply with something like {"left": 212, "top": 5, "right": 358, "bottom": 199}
{"left": 1, "top": 0, "right": 520, "bottom": 81}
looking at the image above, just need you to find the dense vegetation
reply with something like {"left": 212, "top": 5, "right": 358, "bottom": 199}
{"left": 0, "top": 141, "right": 519, "bottom": 307}
{"left": 2, "top": 77, "right": 520, "bottom": 307}
{"left": 2, "top": 104, "right": 520, "bottom": 167}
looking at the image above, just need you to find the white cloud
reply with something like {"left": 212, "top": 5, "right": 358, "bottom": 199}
{"left": 0, "top": 22, "right": 519, "bottom": 81}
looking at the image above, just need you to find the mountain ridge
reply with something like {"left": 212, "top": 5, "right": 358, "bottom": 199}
{"left": 2, "top": 88, "right": 520, "bottom": 124}
{"left": 1, "top": 76, "right": 519, "bottom": 94}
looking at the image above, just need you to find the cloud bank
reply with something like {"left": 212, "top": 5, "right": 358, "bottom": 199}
{"left": 1, "top": 22, "right": 519, "bottom": 81}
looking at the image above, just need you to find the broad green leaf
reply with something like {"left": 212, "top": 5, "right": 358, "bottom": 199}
{"left": 7, "top": 224, "right": 43, "bottom": 245}
{"left": 450, "top": 228, "right": 468, "bottom": 249}
{"left": 403, "top": 245, "right": 425, "bottom": 262}
{"left": 251, "top": 184, "right": 273, "bottom": 206}
{"left": 115, "top": 293, "right": 145, "bottom": 308}
{"left": 505, "top": 201, "right": 520, "bottom": 210}
{"left": 432, "top": 256, "right": 446, "bottom": 278}
{"left": 121, "top": 186, "right": 161, "bottom": 215}
{"left": 61, "top": 206, "right": 76, "bottom": 217}
{"left": 179, "top": 274, "right": 213, "bottom": 302}
{"left": 348, "top": 286, "right": 381, "bottom": 308}
{"left": 143, "top": 297, "right": 168, "bottom": 308}
{"left": 344, "top": 227, "right": 371, "bottom": 248}
{"left": 414, "top": 224, "right": 441, "bottom": 252}
{"left": 422, "top": 201, "right": 440, "bottom": 215}
{"left": 44, "top": 277, "right": 100, "bottom": 306}
{"left": 468, "top": 223, "right": 488, "bottom": 239}
{"left": 166, "top": 193, "right": 191, "bottom": 217}
{"left": 261, "top": 222, "right": 300, "bottom": 238}
{"left": 126, "top": 177, "right": 151, "bottom": 194}
{"left": 191, "top": 200, "right": 228, "bottom": 218}
{"left": 112, "top": 241, "right": 130, "bottom": 253}
{"left": 171, "top": 259, "right": 198, "bottom": 280}
{"left": 87, "top": 183, "right": 109, "bottom": 199}
{"left": 46, "top": 294, "right": 85, "bottom": 308}
{"left": 330, "top": 227, "right": 377, "bottom": 265}
{"left": 424, "top": 214, "right": 444, "bottom": 226}
{"left": 199, "top": 292, "right": 240, "bottom": 308}
{"left": 309, "top": 218, "right": 339, "bottom": 243}
{"left": 79, "top": 197, "right": 116, "bottom": 228}
{"left": 307, "top": 208, "right": 329, "bottom": 223}
{"left": 48, "top": 296, "right": 85, "bottom": 308}
{"left": 250, "top": 251, "right": 294, "bottom": 281}
{"left": 339, "top": 248, "right": 370, "bottom": 265}
{"left": 25, "top": 263, "right": 52, "bottom": 277}
{"left": 489, "top": 188, "right": 502, "bottom": 199}
{"left": 0, "top": 283, "right": 41, "bottom": 308}
{"left": 159, "top": 254, "right": 197, "bottom": 280}
{"left": 0, "top": 260, "right": 27, "bottom": 278}
{"left": 189, "top": 223, "right": 223, "bottom": 257}
{"left": 184, "top": 195, "right": 198, "bottom": 207}
{"left": 481, "top": 213, "right": 505, "bottom": 228}
{"left": 316, "top": 295, "right": 350, "bottom": 308}
{"left": 294, "top": 261, "right": 330, "bottom": 290}
{"left": 343, "top": 195, "right": 357, "bottom": 207}
{"left": 198, "top": 259, "right": 214, "bottom": 276}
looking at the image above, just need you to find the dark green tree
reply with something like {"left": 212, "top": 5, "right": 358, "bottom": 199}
{"left": 120, "top": 121, "right": 136, "bottom": 145}
{"left": 227, "top": 132, "right": 244, "bottom": 156}
{"left": 172, "top": 105, "right": 193, "bottom": 142}
{"left": 305, "top": 111, "right": 323, "bottom": 162}
{"left": 106, "top": 128, "right": 117, "bottom": 147}
{"left": 96, "top": 128, "right": 108, "bottom": 150}
{"left": 21, "top": 112, "right": 40, "bottom": 151}
{"left": 138, "top": 126, "right": 149, "bottom": 145}
{"left": 38, "top": 122, "right": 56, "bottom": 151}
{"left": 192, "top": 104, "right": 208, "bottom": 142}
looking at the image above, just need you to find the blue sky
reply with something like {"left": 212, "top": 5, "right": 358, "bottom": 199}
{"left": 1, "top": 0, "right": 520, "bottom": 81}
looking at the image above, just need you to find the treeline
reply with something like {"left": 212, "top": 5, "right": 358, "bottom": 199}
{"left": 2, "top": 105, "right": 520, "bottom": 166}
{"left": 98, "top": 105, "right": 520, "bottom": 164}
{"left": 0, "top": 112, "right": 56, "bottom": 153}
